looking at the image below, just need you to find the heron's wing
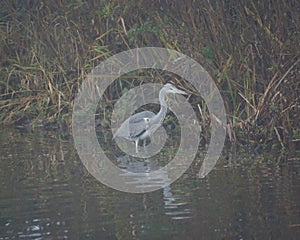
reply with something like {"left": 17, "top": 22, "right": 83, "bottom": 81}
{"left": 113, "top": 111, "right": 155, "bottom": 140}
{"left": 113, "top": 118, "right": 130, "bottom": 139}
{"left": 129, "top": 111, "right": 155, "bottom": 123}
{"left": 128, "top": 111, "right": 155, "bottom": 138}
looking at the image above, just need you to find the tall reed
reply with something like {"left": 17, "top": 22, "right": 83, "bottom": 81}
{"left": 0, "top": 0, "right": 299, "bottom": 149}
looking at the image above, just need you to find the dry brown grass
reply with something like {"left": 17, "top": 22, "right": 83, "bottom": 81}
{"left": 0, "top": 0, "right": 299, "bottom": 149}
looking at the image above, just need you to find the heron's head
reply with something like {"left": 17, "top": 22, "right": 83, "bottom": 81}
{"left": 164, "top": 83, "right": 187, "bottom": 95}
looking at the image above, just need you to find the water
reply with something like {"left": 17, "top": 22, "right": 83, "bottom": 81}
{"left": 0, "top": 129, "right": 299, "bottom": 239}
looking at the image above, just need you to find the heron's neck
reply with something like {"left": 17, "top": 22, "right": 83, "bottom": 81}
{"left": 156, "top": 105, "right": 167, "bottom": 124}
{"left": 156, "top": 90, "right": 168, "bottom": 124}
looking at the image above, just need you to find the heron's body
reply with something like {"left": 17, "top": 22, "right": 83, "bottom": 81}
{"left": 114, "top": 111, "right": 154, "bottom": 141}
{"left": 113, "top": 83, "right": 186, "bottom": 153}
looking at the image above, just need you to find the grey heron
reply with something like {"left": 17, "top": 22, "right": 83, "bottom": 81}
{"left": 113, "top": 83, "right": 187, "bottom": 153}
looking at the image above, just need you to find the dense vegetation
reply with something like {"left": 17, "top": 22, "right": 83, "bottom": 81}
{"left": 0, "top": 0, "right": 299, "bottom": 150}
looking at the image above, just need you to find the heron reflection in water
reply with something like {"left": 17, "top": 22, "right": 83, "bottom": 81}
{"left": 113, "top": 83, "right": 187, "bottom": 153}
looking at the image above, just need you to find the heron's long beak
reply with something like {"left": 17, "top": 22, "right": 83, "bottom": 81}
{"left": 174, "top": 88, "right": 187, "bottom": 95}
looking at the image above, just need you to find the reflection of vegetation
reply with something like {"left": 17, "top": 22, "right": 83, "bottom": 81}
{"left": 1, "top": 129, "right": 298, "bottom": 238}
{"left": 0, "top": 0, "right": 299, "bottom": 149}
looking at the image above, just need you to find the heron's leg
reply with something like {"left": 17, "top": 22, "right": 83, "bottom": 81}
{"left": 143, "top": 139, "right": 146, "bottom": 147}
{"left": 135, "top": 140, "right": 139, "bottom": 153}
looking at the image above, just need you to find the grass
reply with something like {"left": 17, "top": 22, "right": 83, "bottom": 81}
{"left": 0, "top": 0, "right": 299, "bottom": 150}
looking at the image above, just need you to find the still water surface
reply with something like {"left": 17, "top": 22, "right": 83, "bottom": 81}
{"left": 0, "top": 129, "right": 299, "bottom": 239}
